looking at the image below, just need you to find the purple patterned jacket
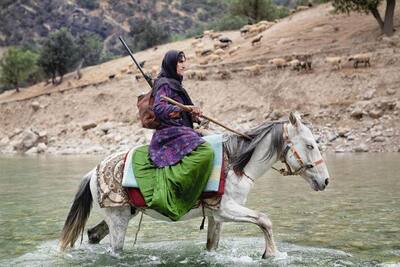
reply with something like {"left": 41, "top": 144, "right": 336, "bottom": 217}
{"left": 149, "top": 83, "right": 204, "bottom": 167}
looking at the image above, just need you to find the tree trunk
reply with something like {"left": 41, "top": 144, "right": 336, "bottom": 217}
{"left": 369, "top": 7, "right": 384, "bottom": 30}
{"left": 383, "top": 0, "right": 396, "bottom": 36}
{"left": 15, "top": 82, "right": 20, "bottom": 93}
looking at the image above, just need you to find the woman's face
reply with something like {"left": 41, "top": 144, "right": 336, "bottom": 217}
{"left": 176, "top": 56, "right": 186, "bottom": 76}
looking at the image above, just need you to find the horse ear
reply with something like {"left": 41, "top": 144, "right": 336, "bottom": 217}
{"left": 289, "top": 111, "right": 301, "bottom": 127}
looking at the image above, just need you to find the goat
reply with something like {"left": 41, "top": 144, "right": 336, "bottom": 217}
{"left": 251, "top": 35, "right": 263, "bottom": 46}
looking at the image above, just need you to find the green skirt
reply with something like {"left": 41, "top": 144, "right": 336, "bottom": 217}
{"left": 133, "top": 142, "right": 214, "bottom": 221}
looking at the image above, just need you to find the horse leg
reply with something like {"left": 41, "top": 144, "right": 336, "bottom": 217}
{"left": 206, "top": 216, "right": 223, "bottom": 251}
{"left": 104, "top": 206, "right": 134, "bottom": 254}
{"left": 217, "top": 199, "right": 278, "bottom": 258}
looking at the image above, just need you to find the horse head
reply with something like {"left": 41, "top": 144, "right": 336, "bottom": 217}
{"left": 282, "top": 112, "right": 330, "bottom": 191}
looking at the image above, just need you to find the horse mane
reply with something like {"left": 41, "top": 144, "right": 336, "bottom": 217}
{"left": 223, "top": 121, "right": 285, "bottom": 176}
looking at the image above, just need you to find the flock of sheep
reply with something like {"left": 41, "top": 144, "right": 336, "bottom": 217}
{"left": 117, "top": 4, "right": 372, "bottom": 81}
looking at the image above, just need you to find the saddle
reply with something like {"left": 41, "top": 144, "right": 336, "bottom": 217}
{"left": 96, "top": 135, "right": 226, "bottom": 209}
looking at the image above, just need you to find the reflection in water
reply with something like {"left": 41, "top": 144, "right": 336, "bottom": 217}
{"left": 0, "top": 153, "right": 399, "bottom": 266}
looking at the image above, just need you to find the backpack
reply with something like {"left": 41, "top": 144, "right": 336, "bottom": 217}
{"left": 137, "top": 90, "right": 160, "bottom": 129}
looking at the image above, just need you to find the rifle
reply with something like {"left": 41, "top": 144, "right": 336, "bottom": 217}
{"left": 119, "top": 36, "right": 153, "bottom": 88}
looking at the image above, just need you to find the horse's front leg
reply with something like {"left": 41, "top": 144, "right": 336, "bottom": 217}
{"left": 206, "top": 216, "right": 223, "bottom": 251}
{"left": 216, "top": 198, "right": 277, "bottom": 258}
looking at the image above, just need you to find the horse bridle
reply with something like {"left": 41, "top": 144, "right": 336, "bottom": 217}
{"left": 272, "top": 123, "right": 324, "bottom": 176}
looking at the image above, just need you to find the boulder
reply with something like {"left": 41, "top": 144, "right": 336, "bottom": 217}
{"left": 99, "top": 122, "right": 113, "bottom": 135}
{"left": 82, "top": 122, "right": 97, "bottom": 131}
{"left": 386, "top": 88, "right": 396, "bottom": 96}
{"left": 362, "top": 89, "right": 376, "bottom": 100}
{"left": 368, "top": 109, "right": 384, "bottom": 119}
{"left": 25, "top": 147, "right": 38, "bottom": 154}
{"left": 31, "top": 101, "right": 40, "bottom": 111}
{"left": 20, "top": 129, "right": 39, "bottom": 150}
{"left": 373, "top": 136, "right": 385, "bottom": 142}
{"left": 338, "top": 128, "right": 350, "bottom": 137}
{"left": 37, "top": 143, "right": 48, "bottom": 153}
{"left": 353, "top": 143, "right": 369, "bottom": 153}
{"left": 350, "top": 108, "right": 364, "bottom": 119}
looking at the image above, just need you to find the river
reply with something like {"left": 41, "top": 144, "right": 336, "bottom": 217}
{"left": 0, "top": 153, "right": 399, "bottom": 266}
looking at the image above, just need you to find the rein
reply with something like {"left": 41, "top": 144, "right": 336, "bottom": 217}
{"left": 243, "top": 123, "right": 324, "bottom": 182}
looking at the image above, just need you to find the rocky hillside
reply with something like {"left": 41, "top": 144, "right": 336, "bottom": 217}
{"left": 0, "top": 0, "right": 226, "bottom": 53}
{"left": 0, "top": 3, "right": 399, "bottom": 156}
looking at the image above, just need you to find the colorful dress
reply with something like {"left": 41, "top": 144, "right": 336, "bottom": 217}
{"left": 134, "top": 55, "right": 214, "bottom": 221}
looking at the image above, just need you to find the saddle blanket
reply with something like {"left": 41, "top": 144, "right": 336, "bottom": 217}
{"left": 122, "top": 134, "right": 226, "bottom": 207}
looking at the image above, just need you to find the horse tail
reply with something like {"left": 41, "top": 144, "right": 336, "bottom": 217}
{"left": 59, "top": 170, "right": 94, "bottom": 250}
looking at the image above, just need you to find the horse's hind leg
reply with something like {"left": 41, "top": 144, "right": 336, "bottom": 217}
{"left": 206, "top": 216, "right": 222, "bottom": 251}
{"left": 104, "top": 206, "right": 135, "bottom": 254}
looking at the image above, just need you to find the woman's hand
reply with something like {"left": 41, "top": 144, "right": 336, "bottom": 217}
{"left": 188, "top": 106, "right": 203, "bottom": 117}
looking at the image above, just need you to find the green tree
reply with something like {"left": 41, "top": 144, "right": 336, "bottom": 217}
{"left": 128, "top": 17, "right": 170, "bottom": 51}
{"left": 76, "top": 32, "right": 103, "bottom": 67}
{"left": 332, "top": 0, "right": 396, "bottom": 36}
{"left": 38, "top": 28, "right": 79, "bottom": 84}
{"left": 0, "top": 47, "right": 38, "bottom": 92}
{"left": 230, "top": 0, "right": 289, "bottom": 23}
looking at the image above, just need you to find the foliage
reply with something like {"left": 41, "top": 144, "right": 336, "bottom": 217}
{"left": 210, "top": 15, "right": 250, "bottom": 31}
{"left": 77, "top": 0, "right": 99, "bottom": 10}
{"left": 128, "top": 18, "right": 170, "bottom": 51}
{"left": 76, "top": 32, "right": 103, "bottom": 67}
{"left": 0, "top": 47, "right": 38, "bottom": 92}
{"left": 230, "top": 0, "right": 290, "bottom": 23}
{"left": 37, "top": 28, "right": 79, "bottom": 84}
{"left": 332, "top": 0, "right": 381, "bottom": 14}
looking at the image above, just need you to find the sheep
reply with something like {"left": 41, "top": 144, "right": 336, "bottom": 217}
{"left": 208, "top": 54, "right": 222, "bottom": 63}
{"left": 214, "top": 42, "right": 230, "bottom": 50}
{"left": 219, "top": 37, "right": 232, "bottom": 44}
{"left": 228, "top": 45, "right": 241, "bottom": 55}
{"left": 200, "top": 48, "right": 213, "bottom": 57}
{"left": 348, "top": 53, "right": 371, "bottom": 68}
{"left": 203, "top": 30, "right": 214, "bottom": 38}
{"left": 151, "top": 65, "right": 158, "bottom": 78}
{"left": 294, "top": 54, "right": 312, "bottom": 71}
{"left": 288, "top": 59, "right": 301, "bottom": 71}
{"left": 213, "top": 48, "right": 225, "bottom": 56}
{"left": 243, "top": 64, "right": 263, "bottom": 76}
{"left": 209, "top": 32, "right": 222, "bottom": 40}
{"left": 251, "top": 35, "right": 263, "bottom": 46}
{"left": 325, "top": 57, "right": 343, "bottom": 70}
{"left": 268, "top": 58, "right": 287, "bottom": 69}
{"left": 198, "top": 58, "right": 209, "bottom": 65}
{"left": 191, "top": 39, "right": 201, "bottom": 47}
{"left": 196, "top": 70, "right": 207, "bottom": 80}
{"left": 296, "top": 5, "right": 309, "bottom": 12}
{"left": 240, "top": 25, "right": 252, "bottom": 36}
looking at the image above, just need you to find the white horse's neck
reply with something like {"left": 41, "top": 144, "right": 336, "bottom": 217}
{"left": 242, "top": 133, "right": 280, "bottom": 181}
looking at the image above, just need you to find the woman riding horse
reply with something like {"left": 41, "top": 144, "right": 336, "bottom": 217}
{"left": 135, "top": 50, "right": 214, "bottom": 221}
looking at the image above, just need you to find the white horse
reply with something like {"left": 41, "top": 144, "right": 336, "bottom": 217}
{"left": 59, "top": 112, "right": 330, "bottom": 258}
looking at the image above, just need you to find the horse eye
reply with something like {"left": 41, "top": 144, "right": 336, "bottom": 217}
{"left": 306, "top": 144, "right": 314, "bottom": 150}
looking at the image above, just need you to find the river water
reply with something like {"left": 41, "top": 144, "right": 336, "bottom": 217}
{"left": 0, "top": 153, "right": 399, "bottom": 266}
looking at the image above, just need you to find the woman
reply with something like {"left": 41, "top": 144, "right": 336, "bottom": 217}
{"left": 134, "top": 50, "right": 214, "bottom": 221}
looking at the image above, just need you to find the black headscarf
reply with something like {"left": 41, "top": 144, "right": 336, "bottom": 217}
{"left": 153, "top": 50, "right": 195, "bottom": 128}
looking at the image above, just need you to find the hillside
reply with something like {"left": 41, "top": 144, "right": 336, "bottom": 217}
{"left": 0, "top": 3, "right": 399, "bottom": 156}
{"left": 0, "top": 0, "right": 226, "bottom": 54}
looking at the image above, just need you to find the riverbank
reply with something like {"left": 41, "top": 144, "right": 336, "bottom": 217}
{"left": 0, "top": 3, "right": 399, "bottom": 156}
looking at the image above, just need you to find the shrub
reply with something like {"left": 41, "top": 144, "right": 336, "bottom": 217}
{"left": 76, "top": 32, "right": 103, "bottom": 67}
{"left": 77, "top": 0, "right": 99, "bottom": 10}
{"left": 0, "top": 47, "right": 38, "bottom": 92}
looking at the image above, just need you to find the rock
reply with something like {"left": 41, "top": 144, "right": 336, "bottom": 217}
{"left": 386, "top": 88, "right": 396, "bottom": 96}
{"left": 335, "top": 147, "right": 346, "bottom": 153}
{"left": 338, "top": 128, "right": 350, "bottom": 137}
{"left": 21, "top": 129, "right": 39, "bottom": 150}
{"left": 353, "top": 143, "right": 369, "bottom": 152}
{"left": 99, "top": 122, "right": 113, "bottom": 135}
{"left": 83, "top": 145, "right": 104, "bottom": 154}
{"left": 37, "top": 143, "right": 47, "bottom": 153}
{"left": 9, "top": 128, "right": 22, "bottom": 139}
{"left": 362, "top": 89, "right": 376, "bottom": 100}
{"left": 327, "top": 132, "right": 338, "bottom": 142}
{"left": 346, "top": 135, "right": 355, "bottom": 141}
{"left": 31, "top": 101, "right": 40, "bottom": 111}
{"left": 82, "top": 122, "right": 97, "bottom": 131}
{"left": 269, "top": 110, "right": 283, "bottom": 120}
{"left": 25, "top": 147, "right": 38, "bottom": 154}
{"left": 350, "top": 108, "right": 364, "bottom": 119}
{"left": 0, "top": 136, "right": 10, "bottom": 147}
{"left": 373, "top": 136, "right": 385, "bottom": 142}
{"left": 368, "top": 109, "right": 384, "bottom": 118}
